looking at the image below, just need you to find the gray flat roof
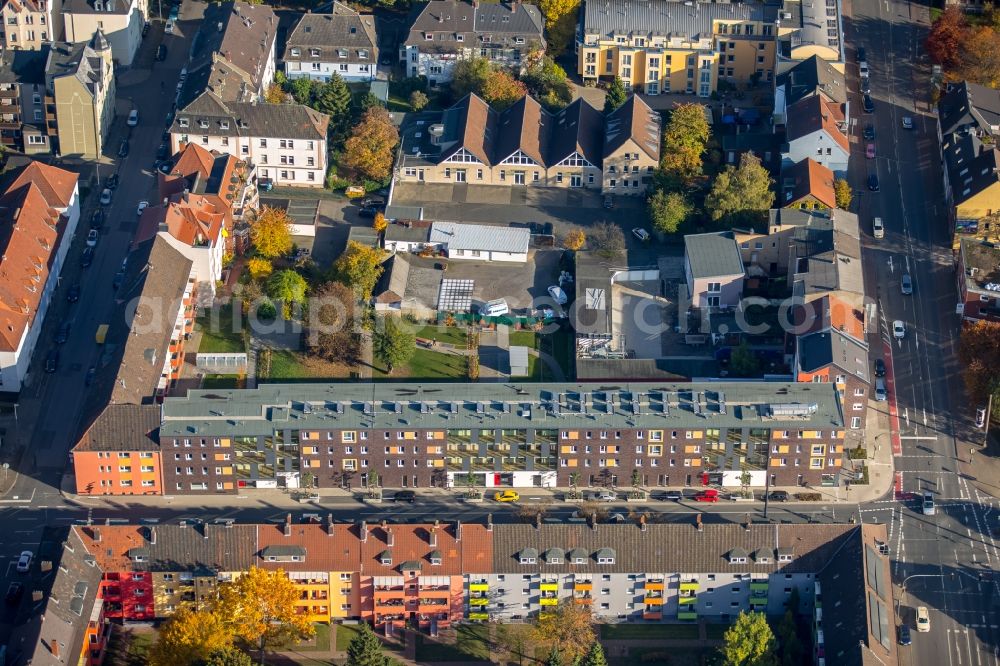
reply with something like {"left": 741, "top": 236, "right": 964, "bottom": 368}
{"left": 685, "top": 232, "right": 744, "bottom": 279}
{"left": 158, "top": 381, "right": 844, "bottom": 437}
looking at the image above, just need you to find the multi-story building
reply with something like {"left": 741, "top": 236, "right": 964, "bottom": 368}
{"left": 0, "top": 160, "right": 79, "bottom": 392}
{"left": 683, "top": 232, "right": 746, "bottom": 310}
{"left": 0, "top": 0, "right": 64, "bottom": 50}
{"left": 45, "top": 31, "right": 115, "bottom": 159}
{"left": 283, "top": 3, "right": 377, "bottom": 83}
{"left": 782, "top": 94, "right": 849, "bottom": 176}
{"left": 576, "top": 0, "right": 779, "bottom": 97}
{"left": 36, "top": 519, "right": 898, "bottom": 666}
{"left": 72, "top": 404, "right": 163, "bottom": 496}
{"left": 956, "top": 238, "right": 1000, "bottom": 322}
{"left": 62, "top": 0, "right": 147, "bottom": 67}
{"left": 779, "top": 158, "right": 836, "bottom": 210}
{"left": 72, "top": 381, "right": 848, "bottom": 495}
{"left": 773, "top": 55, "right": 846, "bottom": 128}
{"left": 0, "top": 48, "right": 49, "bottom": 153}
{"left": 401, "top": 0, "right": 544, "bottom": 86}
{"left": 774, "top": 0, "right": 845, "bottom": 74}
{"left": 396, "top": 93, "right": 659, "bottom": 195}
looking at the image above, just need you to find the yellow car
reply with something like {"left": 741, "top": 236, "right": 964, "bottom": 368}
{"left": 494, "top": 490, "right": 520, "bottom": 502}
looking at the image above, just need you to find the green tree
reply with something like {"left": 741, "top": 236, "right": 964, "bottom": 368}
{"left": 312, "top": 74, "right": 353, "bottom": 140}
{"left": 523, "top": 56, "right": 573, "bottom": 110}
{"left": 266, "top": 270, "right": 308, "bottom": 319}
{"left": 721, "top": 611, "right": 778, "bottom": 666}
{"left": 200, "top": 647, "right": 254, "bottom": 666}
{"left": 705, "top": 153, "right": 775, "bottom": 226}
{"left": 730, "top": 342, "right": 761, "bottom": 378}
{"left": 834, "top": 178, "right": 852, "bottom": 209}
{"left": 333, "top": 240, "right": 385, "bottom": 301}
{"left": 345, "top": 622, "right": 390, "bottom": 666}
{"left": 409, "top": 90, "right": 429, "bottom": 111}
{"left": 289, "top": 76, "right": 314, "bottom": 105}
{"left": 373, "top": 316, "right": 415, "bottom": 374}
{"left": 603, "top": 76, "right": 627, "bottom": 114}
{"left": 774, "top": 610, "right": 804, "bottom": 666}
{"left": 545, "top": 647, "right": 564, "bottom": 666}
{"left": 660, "top": 103, "right": 711, "bottom": 186}
{"left": 648, "top": 189, "right": 691, "bottom": 234}
{"left": 307, "top": 280, "right": 360, "bottom": 365}
{"left": 581, "top": 642, "right": 608, "bottom": 666}
{"left": 452, "top": 58, "right": 493, "bottom": 100}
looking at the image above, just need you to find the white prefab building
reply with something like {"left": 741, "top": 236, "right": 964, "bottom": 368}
{"left": 283, "top": 4, "right": 378, "bottom": 83}
{"left": 385, "top": 221, "right": 530, "bottom": 263}
{"left": 0, "top": 163, "right": 80, "bottom": 392}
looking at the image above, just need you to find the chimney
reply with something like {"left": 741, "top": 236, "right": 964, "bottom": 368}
{"left": 639, "top": 514, "right": 647, "bottom": 532}
{"left": 535, "top": 512, "right": 542, "bottom": 529}
{"left": 284, "top": 513, "right": 292, "bottom": 537}
{"left": 696, "top": 514, "right": 703, "bottom": 532}
{"left": 744, "top": 513, "right": 751, "bottom": 531}
{"left": 589, "top": 512, "right": 597, "bottom": 529}
{"left": 512, "top": 0, "right": 519, "bottom": 13}
{"left": 162, "top": 197, "right": 168, "bottom": 206}
{"left": 326, "top": 513, "right": 335, "bottom": 536}
{"left": 51, "top": 641, "right": 59, "bottom": 658}
{"left": 360, "top": 520, "right": 368, "bottom": 543}
{"left": 149, "top": 526, "right": 157, "bottom": 545}
{"left": 456, "top": 519, "right": 463, "bottom": 540}
{"left": 92, "top": 527, "right": 101, "bottom": 542}
{"left": 386, "top": 527, "right": 394, "bottom": 547}
{"left": 201, "top": 523, "right": 209, "bottom": 539}
{"left": 429, "top": 526, "right": 437, "bottom": 548}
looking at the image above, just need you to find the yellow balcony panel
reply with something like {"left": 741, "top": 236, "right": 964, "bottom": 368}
{"left": 540, "top": 583, "right": 558, "bottom": 592}
{"left": 469, "top": 583, "right": 489, "bottom": 592}
{"left": 540, "top": 597, "right": 559, "bottom": 606}
{"left": 678, "top": 596, "right": 697, "bottom": 605}
{"left": 468, "top": 612, "right": 489, "bottom": 621}
{"left": 469, "top": 597, "right": 489, "bottom": 606}
{"left": 679, "top": 582, "right": 700, "bottom": 592}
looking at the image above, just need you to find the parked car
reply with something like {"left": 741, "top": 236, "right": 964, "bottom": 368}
{"left": 127, "top": 109, "right": 139, "bottom": 126}
{"left": 142, "top": 21, "right": 150, "bottom": 37}
{"left": 99, "top": 188, "right": 112, "bottom": 205}
{"left": 873, "top": 216, "right": 884, "bottom": 238}
{"left": 547, "top": 285, "right": 568, "bottom": 305}
{"left": 862, "top": 94, "right": 874, "bottom": 113}
{"left": 857, "top": 46, "right": 867, "bottom": 62}
{"left": 90, "top": 210, "right": 104, "bottom": 229}
{"left": 494, "top": 490, "right": 519, "bottom": 502}
{"left": 118, "top": 139, "right": 129, "bottom": 158}
{"left": 661, "top": 490, "right": 683, "bottom": 501}
{"left": 80, "top": 247, "right": 94, "bottom": 268}
{"left": 16, "top": 551, "right": 32, "bottom": 572}
{"left": 156, "top": 44, "right": 167, "bottom": 61}
{"left": 84, "top": 366, "right": 96, "bottom": 386}
{"left": 874, "top": 358, "right": 886, "bottom": 378}
{"left": 358, "top": 206, "right": 378, "bottom": 219}
{"left": 916, "top": 606, "right": 930, "bottom": 633}
{"left": 902, "top": 116, "right": 914, "bottom": 130}
{"left": 106, "top": 173, "right": 119, "bottom": 190}
{"left": 632, "top": 228, "right": 651, "bottom": 242}
{"left": 113, "top": 268, "right": 126, "bottom": 290}
{"left": 694, "top": 489, "right": 720, "bottom": 503}
{"left": 592, "top": 490, "right": 616, "bottom": 502}
{"left": 859, "top": 61, "right": 870, "bottom": 78}
{"left": 44, "top": 349, "right": 59, "bottom": 373}
{"left": 893, "top": 320, "right": 906, "bottom": 339}
{"left": 866, "top": 143, "right": 876, "bottom": 159}
{"left": 5, "top": 582, "right": 24, "bottom": 605}
{"left": 863, "top": 124, "right": 876, "bottom": 141}
{"left": 67, "top": 283, "right": 80, "bottom": 303}
{"left": 860, "top": 76, "right": 871, "bottom": 94}
{"left": 875, "top": 378, "right": 888, "bottom": 402}
{"left": 156, "top": 143, "right": 169, "bottom": 160}
{"left": 603, "top": 194, "right": 614, "bottom": 209}
{"left": 55, "top": 322, "right": 71, "bottom": 345}
{"left": 766, "top": 490, "right": 789, "bottom": 502}
{"left": 898, "top": 624, "right": 912, "bottom": 646}
{"left": 901, "top": 274, "right": 913, "bottom": 295}
{"left": 922, "top": 491, "right": 935, "bottom": 516}
{"left": 136, "top": 200, "right": 149, "bottom": 216}
{"left": 392, "top": 490, "right": 415, "bottom": 503}
{"left": 362, "top": 196, "right": 386, "bottom": 210}
{"left": 976, "top": 407, "right": 987, "bottom": 428}
{"left": 868, "top": 173, "right": 880, "bottom": 191}
{"left": 86, "top": 229, "right": 99, "bottom": 247}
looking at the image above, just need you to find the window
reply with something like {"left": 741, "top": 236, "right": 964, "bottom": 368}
{"left": 707, "top": 282, "right": 721, "bottom": 293}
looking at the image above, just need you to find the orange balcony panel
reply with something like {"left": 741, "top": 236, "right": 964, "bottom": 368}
{"left": 642, "top": 611, "right": 662, "bottom": 621}
{"left": 574, "top": 582, "right": 592, "bottom": 591}
{"left": 644, "top": 582, "right": 665, "bottom": 591}
{"left": 574, "top": 597, "right": 592, "bottom": 605}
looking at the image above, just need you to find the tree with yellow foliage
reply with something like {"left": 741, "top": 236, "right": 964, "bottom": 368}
{"left": 250, "top": 206, "right": 293, "bottom": 259}
{"left": 216, "top": 567, "right": 314, "bottom": 665}
{"left": 372, "top": 211, "right": 388, "bottom": 233}
{"left": 247, "top": 257, "right": 273, "bottom": 281}
{"left": 343, "top": 107, "right": 400, "bottom": 182}
{"left": 334, "top": 240, "right": 385, "bottom": 301}
{"left": 148, "top": 608, "right": 233, "bottom": 666}
{"left": 563, "top": 229, "right": 585, "bottom": 251}
{"left": 530, "top": 601, "right": 595, "bottom": 664}
{"left": 539, "top": 0, "right": 581, "bottom": 56}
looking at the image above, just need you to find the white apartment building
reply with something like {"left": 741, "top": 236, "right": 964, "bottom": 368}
{"left": 0, "top": 0, "right": 64, "bottom": 51}
{"left": 283, "top": 4, "right": 377, "bottom": 83}
{"left": 62, "top": 0, "right": 147, "bottom": 67}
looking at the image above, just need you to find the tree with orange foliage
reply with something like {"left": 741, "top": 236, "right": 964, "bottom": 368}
{"left": 563, "top": 229, "right": 586, "bottom": 251}
{"left": 481, "top": 68, "right": 528, "bottom": 110}
{"left": 343, "top": 107, "right": 400, "bottom": 182}
{"left": 958, "top": 25, "right": 1000, "bottom": 87}
{"left": 148, "top": 608, "right": 233, "bottom": 666}
{"left": 959, "top": 320, "right": 1000, "bottom": 405}
{"left": 372, "top": 211, "right": 387, "bottom": 233}
{"left": 926, "top": 6, "right": 968, "bottom": 72}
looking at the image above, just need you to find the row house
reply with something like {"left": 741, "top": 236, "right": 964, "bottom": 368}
{"left": 62, "top": 0, "right": 148, "bottom": 67}
{"left": 0, "top": 48, "right": 49, "bottom": 152}
{"left": 72, "top": 381, "right": 847, "bottom": 495}
{"left": 45, "top": 31, "right": 116, "bottom": 159}
{"left": 0, "top": 0, "right": 64, "bottom": 50}
{"left": 0, "top": 160, "right": 79, "bottom": 392}
{"left": 396, "top": 93, "right": 660, "bottom": 195}
{"left": 39, "top": 519, "right": 896, "bottom": 666}
{"left": 401, "top": 0, "right": 544, "bottom": 86}
{"left": 576, "top": 0, "right": 778, "bottom": 97}
{"left": 72, "top": 404, "right": 163, "bottom": 496}
{"left": 283, "top": 3, "right": 377, "bottom": 83}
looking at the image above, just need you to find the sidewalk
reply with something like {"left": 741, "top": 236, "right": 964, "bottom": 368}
{"left": 958, "top": 431, "right": 1000, "bottom": 500}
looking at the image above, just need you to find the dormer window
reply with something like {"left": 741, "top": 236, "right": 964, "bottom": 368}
{"left": 290, "top": 48, "right": 300, "bottom": 57}
{"left": 456, "top": 34, "right": 463, "bottom": 42}
{"left": 198, "top": 119, "right": 209, "bottom": 129}
{"left": 425, "top": 33, "right": 433, "bottom": 40}
{"left": 596, "top": 548, "right": 616, "bottom": 565}
{"left": 220, "top": 120, "right": 229, "bottom": 129}
{"left": 429, "top": 550, "right": 442, "bottom": 566}
{"left": 178, "top": 117, "right": 189, "bottom": 127}
{"left": 309, "top": 48, "right": 320, "bottom": 58}
{"left": 350, "top": 26, "right": 356, "bottom": 34}
{"left": 379, "top": 550, "right": 392, "bottom": 565}
{"left": 730, "top": 556, "right": 748, "bottom": 564}
{"left": 358, "top": 49, "right": 368, "bottom": 59}
{"left": 338, "top": 48, "right": 348, "bottom": 58}
{"left": 778, "top": 553, "right": 793, "bottom": 562}
{"left": 514, "top": 36, "right": 524, "bottom": 45}
{"left": 519, "top": 547, "right": 538, "bottom": 565}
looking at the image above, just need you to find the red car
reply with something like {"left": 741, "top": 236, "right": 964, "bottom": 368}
{"left": 866, "top": 143, "right": 876, "bottom": 159}
{"left": 693, "top": 489, "right": 719, "bottom": 503}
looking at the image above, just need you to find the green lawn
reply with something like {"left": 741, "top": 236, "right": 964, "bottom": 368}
{"left": 335, "top": 623, "right": 364, "bottom": 652}
{"left": 600, "top": 623, "right": 700, "bottom": 640}
{"left": 201, "top": 374, "right": 242, "bottom": 389}
{"left": 509, "top": 330, "right": 537, "bottom": 348}
{"left": 373, "top": 348, "right": 467, "bottom": 380}
{"left": 415, "top": 624, "right": 492, "bottom": 662}
{"left": 415, "top": 324, "right": 469, "bottom": 346}
{"left": 289, "top": 623, "right": 330, "bottom": 652}
{"left": 704, "top": 623, "right": 729, "bottom": 640}
{"left": 611, "top": 647, "right": 711, "bottom": 666}
{"left": 264, "top": 349, "right": 314, "bottom": 380}
{"left": 196, "top": 302, "right": 245, "bottom": 353}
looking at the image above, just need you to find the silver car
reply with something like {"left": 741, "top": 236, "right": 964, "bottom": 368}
{"left": 901, "top": 274, "right": 912, "bottom": 295}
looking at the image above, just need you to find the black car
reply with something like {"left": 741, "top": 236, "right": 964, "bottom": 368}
{"left": 90, "top": 209, "right": 104, "bottom": 229}
{"left": 156, "top": 44, "right": 167, "bottom": 61}
{"left": 158, "top": 161, "right": 173, "bottom": 174}
{"left": 142, "top": 21, "right": 151, "bottom": 37}
{"left": 662, "top": 490, "right": 683, "bottom": 501}
{"left": 868, "top": 173, "right": 880, "bottom": 191}
{"left": 358, "top": 206, "right": 378, "bottom": 219}
{"left": 44, "top": 348, "right": 59, "bottom": 373}
{"left": 113, "top": 268, "right": 127, "bottom": 290}
{"left": 80, "top": 247, "right": 94, "bottom": 268}
{"left": 898, "top": 624, "right": 912, "bottom": 646}
{"left": 362, "top": 196, "right": 386, "bottom": 210}
{"left": 767, "top": 490, "right": 790, "bottom": 502}
{"left": 863, "top": 124, "right": 876, "bottom": 141}
{"left": 67, "top": 283, "right": 80, "bottom": 303}
{"left": 860, "top": 76, "right": 871, "bottom": 94}
{"left": 5, "top": 582, "right": 24, "bottom": 605}
{"left": 55, "top": 322, "right": 71, "bottom": 345}
{"left": 84, "top": 366, "right": 96, "bottom": 386}
{"left": 874, "top": 358, "right": 886, "bottom": 378}
{"left": 862, "top": 94, "right": 875, "bottom": 113}
{"left": 106, "top": 173, "right": 119, "bottom": 190}
{"left": 857, "top": 46, "right": 867, "bottom": 63}
{"left": 392, "top": 490, "right": 416, "bottom": 503}
{"left": 156, "top": 143, "right": 170, "bottom": 160}
{"left": 118, "top": 139, "right": 129, "bottom": 158}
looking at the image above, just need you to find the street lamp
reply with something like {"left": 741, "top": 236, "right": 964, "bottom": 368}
{"left": 896, "top": 573, "right": 955, "bottom": 618}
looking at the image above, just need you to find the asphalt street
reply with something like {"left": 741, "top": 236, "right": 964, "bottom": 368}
{"left": 849, "top": 1, "right": 1000, "bottom": 665}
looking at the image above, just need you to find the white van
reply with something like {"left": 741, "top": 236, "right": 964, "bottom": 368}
{"left": 873, "top": 217, "right": 884, "bottom": 239}
{"left": 482, "top": 298, "right": 509, "bottom": 317}
{"left": 164, "top": 19, "right": 175, "bottom": 34}
{"left": 874, "top": 378, "right": 887, "bottom": 402}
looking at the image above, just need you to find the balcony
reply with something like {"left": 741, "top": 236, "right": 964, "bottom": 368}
{"left": 644, "top": 581, "right": 665, "bottom": 591}
{"left": 539, "top": 582, "right": 558, "bottom": 592}
{"left": 749, "top": 596, "right": 767, "bottom": 607}
{"left": 678, "top": 610, "right": 698, "bottom": 621}
{"left": 468, "top": 611, "right": 489, "bottom": 621}
{"left": 469, "top": 597, "right": 489, "bottom": 606}
{"left": 643, "top": 594, "right": 664, "bottom": 605}
{"left": 678, "top": 596, "right": 697, "bottom": 605}
{"left": 469, "top": 583, "right": 489, "bottom": 593}
{"left": 573, "top": 593, "right": 592, "bottom": 605}
{"left": 679, "top": 582, "right": 700, "bottom": 592}
{"left": 750, "top": 582, "right": 769, "bottom": 593}
{"left": 642, "top": 611, "right": 662, "bottom": 621}
{"left": 374, "top": 598, "right": 405, "bottom": 608}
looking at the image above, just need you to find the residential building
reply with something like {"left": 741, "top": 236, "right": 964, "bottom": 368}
{"left": 39, "top": 518, "right": 898, "bottom": 666}
{"left": 957, "top": 238, "right": 1000, "bottom": 322}
{"left": 7, "top": 526, "right": 108, "bottom": 666}
{"left": 576, "top": 0, "right": 779, "bottom": 97}
{"left": 384, "top": 220, "right": 529, "bottom": 262}
{"left": 0, "top": 47, "right": 49, "bottom": 153}
{"left": 937, "top": 81, "right": 1000, "bottom": 243}
{"left": 788, "top": 209, "right": 863, "bottom": 311}
{"left": 782, "top": 94, "right": 849, "bottom": 176}
{"left": 773, "top": 55, "right": 847, "bottom": 127}
{"left": 684, "top": 232, "right": 745, "bottom": 310}
{"left": 170, "top": 96, "right": 329, "bottom": 188}
{"left": 71, "top": 381, "right": 848, "bottom": 493}
{"left": 774, "top": 0, "right": 845, "bottom": 73}
{"left": 284, "top": 3, "right": 377, "bottom": 83}
{"left": 46, "top": 31, "right": 115, "bottom": 159}
{"left": 721, "top": 132, "right": 781, "bottom": 174}
{"left": 401, "top": 0, "right": 544, "bottom": 86}
{"left": 0, "top": 0, "right": 64, "bottom": 50}
{"left": 779, "top": 158, "right": 836, "bottom": 210}
{"left": 0, "top": 160, "right": 79, "bottom": 392}
{"left": 72, "top": 404, "right": 163, "bottom": 495}
{"left": 734, "top": 208, "right": 840, "bottom": 278}
{"left": 395, "top": 93, "right": 659, "bottom": 195}
{"left": 62, "top": 0, "right": 147, "bottom": 67}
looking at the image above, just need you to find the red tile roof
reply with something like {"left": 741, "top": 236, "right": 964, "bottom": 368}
{"left": 10, "top": 161, "right": 78, "bottom": 209}
{"left": 75, "top": 525, "right": 148, "bottom": 572}
{"left": 137, "top": 192, "right": 225, "bottom": 247}
{"left": 257, "top": 518, "right": 361, "bottom": 572}
{"left": 358, "top": 521, "right": 490, "bottom": 576}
